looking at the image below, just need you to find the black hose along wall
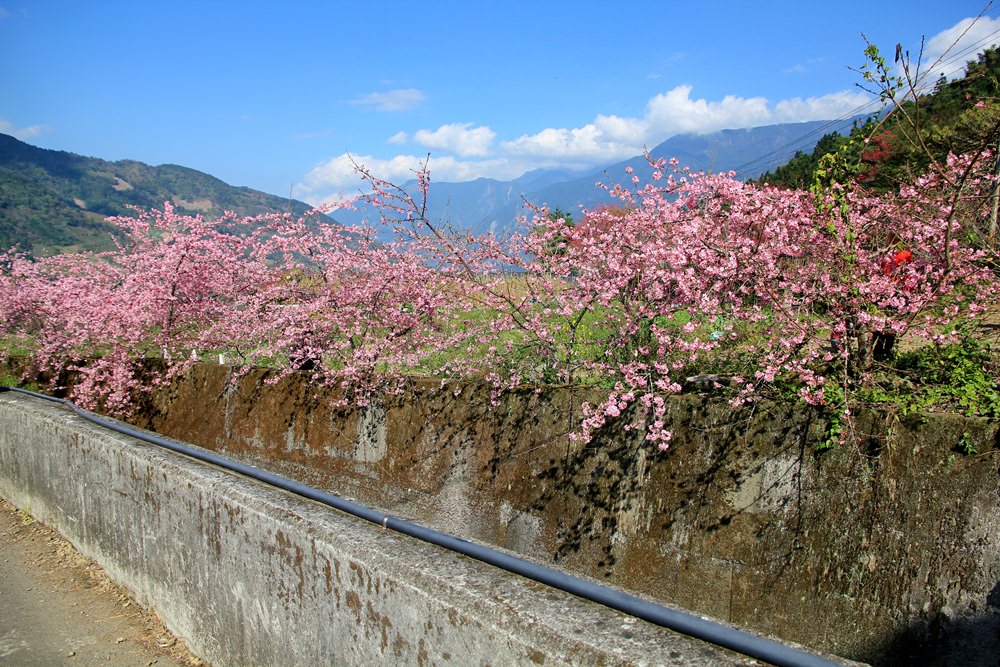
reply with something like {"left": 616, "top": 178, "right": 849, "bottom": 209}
{"left": 4, "top": 357, "right": 1000, "bottom": 666}
{"left": 0, "top": 385, "right": 843, "bottom": 667}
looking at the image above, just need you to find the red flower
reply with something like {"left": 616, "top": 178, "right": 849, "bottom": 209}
{"left": 883, "top": 249, "right": 913, "bottom": 275}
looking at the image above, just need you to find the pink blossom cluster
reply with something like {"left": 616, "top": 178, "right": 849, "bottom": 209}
{"left": 1, "top": 151, "right": 996, "bottom": 449}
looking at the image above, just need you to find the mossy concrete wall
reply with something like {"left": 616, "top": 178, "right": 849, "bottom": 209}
{"left": 135, "top": 364, "right": 1000, "bottom": 666}
{"left": 0, "top": 392, "right": 774, "bottom": 667}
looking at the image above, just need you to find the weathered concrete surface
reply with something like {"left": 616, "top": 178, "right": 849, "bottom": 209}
{"left": 0, "top": 392, "right": 788, "bottom": 666}
{"left": 129, "top": 364, "right": 1000, "bottom": 667}
{"left": 0, "top": 498, "right": 200, "bottom": 666}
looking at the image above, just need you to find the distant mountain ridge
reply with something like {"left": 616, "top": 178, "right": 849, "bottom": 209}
{"left": 2, "top": 117, "right": 860, "bottom": 253}
{"left": 334, "top": 117, "right": 861, "bottom": 235}
{"left": 0, "top": 133, "right": 323, "bottom": 255}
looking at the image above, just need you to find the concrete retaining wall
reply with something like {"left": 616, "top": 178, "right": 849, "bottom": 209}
{"left": 0, "top": 391, "right": 792, "bottom": 666}
{"left": 130, "top": 364, "right": 1000, "bottom": 667}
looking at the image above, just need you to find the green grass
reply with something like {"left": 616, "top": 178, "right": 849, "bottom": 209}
{"left": 4, "top": 295, "right": 998, "bottom": 422}
{"left": 862, "top": 335, "right": 1000, "bottom": 418}
{"left": 0, "top": 372, "right": 40, "bottom": 392}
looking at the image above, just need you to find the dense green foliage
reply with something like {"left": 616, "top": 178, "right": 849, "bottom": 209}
{"left": 0, "top": 133, "right": 322, "bottom": 256}
{"left": 0, "top": 167, "right": 117, "bottom": 254}
{"left": 758, "top": 47, "right": 1000, "bottom": 192}
{"left": 888, "top": 336, "right": 1000, "bottom": 419}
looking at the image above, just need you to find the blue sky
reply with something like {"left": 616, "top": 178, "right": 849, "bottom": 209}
{"left": 2, "top": 1, "right": 999, "bottom": 205}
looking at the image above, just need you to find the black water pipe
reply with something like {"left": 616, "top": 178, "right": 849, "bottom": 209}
{"left": 0, "top": 385, "right": 847, "bottom": 667}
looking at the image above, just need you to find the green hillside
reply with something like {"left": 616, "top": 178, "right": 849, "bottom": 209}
{"left": 0, "top": 133, "right": 322, "bottom": 256}
{"left": 758, "top": 47, "right": 1000, "bottom": 192}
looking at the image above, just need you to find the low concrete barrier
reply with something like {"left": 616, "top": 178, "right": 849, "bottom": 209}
{"left": 0, "top": 392, "right": 804, "bottom": 666}
{"left": 131, "top": 364, "right": 998, "bottom": 666}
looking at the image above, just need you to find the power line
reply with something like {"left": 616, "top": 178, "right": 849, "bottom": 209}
{"left": 913, "top": 26, "right": 1000, "bottom": 89}
{"left": 730, "top": 98, "right": 883, "bottom": 178}
{"left": 733, "top": 21, "right": 1000, "bottom": 180}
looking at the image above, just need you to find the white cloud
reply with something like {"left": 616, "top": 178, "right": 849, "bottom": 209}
{"left": 301, "top": 83, "right": 878, "bottom": 203}
{"left": 906, "top": 15, "right": 1000, "bottom": 86}
{"left": 645, "top": 86, "right": 774, "bottom": 135}
{"left": 412, "top": 123, "right": 496, "bottom": 157}
{"left": 293, "top": 153, "right": 527, "bottom": 206}
{"left": 0, "top": 117, "right": 53, "bottom": 140}
{"left": 501, "top": 123, "right": 637, "bottom": 163}
{"left": 501, "top": 84, "right": 871, "bottom": 164}
{"left": 772, "top": 91, "right": 874, "bottom": 122}
{"left": 492, "top": 15, "right": 1000, "bottom": 174}
{"left": 298, "top": 81, "right": 880, "bottom": 203}
{"left": 349, "top": 88, "right": 426, "bottom": 112}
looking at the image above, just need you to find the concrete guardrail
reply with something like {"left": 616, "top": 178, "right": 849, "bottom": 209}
{"left": 0, "top": 392, "right": 856, "bottom": 666}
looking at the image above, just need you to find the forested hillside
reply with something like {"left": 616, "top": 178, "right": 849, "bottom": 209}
{"left": 758, "top": 47, "right": 1000, "bottom": 191}
{"left": 0, "top": 134, "right": 321, "bottom": 255}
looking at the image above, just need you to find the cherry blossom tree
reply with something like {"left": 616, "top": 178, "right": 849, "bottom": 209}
{"left": 0, "top": 203, "right": 277, "bottom": 413}
{"left": 1, "top": 146, "right": 995, "bottom": 445}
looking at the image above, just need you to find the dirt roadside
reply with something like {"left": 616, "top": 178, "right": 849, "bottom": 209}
{"left": 0, "top": 498, "right": 205, "bottom": 666}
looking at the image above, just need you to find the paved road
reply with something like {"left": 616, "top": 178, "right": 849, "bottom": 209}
{"left": 0, "top": 498, "right": 204, "bottom": 666}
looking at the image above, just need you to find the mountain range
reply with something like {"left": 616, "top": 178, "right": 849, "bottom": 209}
{"left": 1, "top": 116, "right": 859, "bottom": 254}
{"left": 332, "top": 116, "right": 862, "bottom": 235}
